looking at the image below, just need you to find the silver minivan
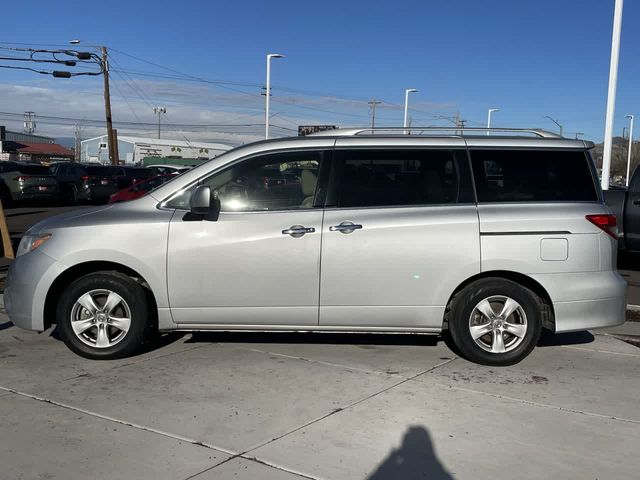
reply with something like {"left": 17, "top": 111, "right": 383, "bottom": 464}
{"left": 5, "top": 128, "right": 626, "bottom": 365}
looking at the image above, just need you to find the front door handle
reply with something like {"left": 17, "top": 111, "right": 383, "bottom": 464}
{"left": 330, "top": 222, "right": 363, "bottom": 234}
{"left": 282, "top": 225, "right": 315, "bottom": 238}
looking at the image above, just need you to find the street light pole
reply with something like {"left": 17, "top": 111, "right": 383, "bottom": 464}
{"left": 265, "top": 53, "right": 284, "bottom": 139}
{"left": 487, "top": 108, "right": 499, "bottom": 135}
{"left": 602, "top": 0, "right": 625, "bottom": 190}
{"left": 403, "top": 88, "right": 418, "bottom": 134}
{"left": 154, "top": 106, "right": 166, "bottom": 139}
{"left": 625, "top": 114, "right": 634, "bottom": 187}
{"left": 544, "top": 115, "right": 563, "bottom": 137}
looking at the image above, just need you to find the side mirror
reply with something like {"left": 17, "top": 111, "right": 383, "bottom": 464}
{"left": 190, "top": 185, "right": 211, "bottom": 215}
{"left": 188, "top": 185, "right": 221, "bottom": 221}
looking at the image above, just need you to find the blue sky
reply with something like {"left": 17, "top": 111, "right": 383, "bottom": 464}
{"left": 0, "top": 0, "right": 638, "bottom": 143}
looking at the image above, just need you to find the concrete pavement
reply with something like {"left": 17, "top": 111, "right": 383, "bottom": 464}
{"left": 1, "top": 316, "right": 639, "bottom": 480}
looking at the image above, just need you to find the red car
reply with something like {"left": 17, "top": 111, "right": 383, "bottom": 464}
{"left": 108, "top": 174, "right": 176, "bottom": 203}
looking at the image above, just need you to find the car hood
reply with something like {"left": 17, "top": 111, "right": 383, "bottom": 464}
{"left": 26, "top": 196, "right": 159, "bottom": 235}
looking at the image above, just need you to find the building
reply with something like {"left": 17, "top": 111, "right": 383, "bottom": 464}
{"left": 80, "top": 135, "right": 232, "bottom": 165}
{"left": 0, "top": 126, "right": 75, "bottom": 163}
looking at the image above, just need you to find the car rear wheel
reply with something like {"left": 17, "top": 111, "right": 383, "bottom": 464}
{"left": 64, "top": 185, "right": 78, "bottom": 205}
{"left": 56, "top": 272, "right": 150, "bottom": 359}
{"left": 447, "top": 278, "right": 542, "bottom": 366}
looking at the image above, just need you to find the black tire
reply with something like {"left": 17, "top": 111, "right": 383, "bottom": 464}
{"left": 0, "top": 184, "right": 13, "bottom": 208}
{"left": 56, "top": 271, "right": 151, "bottom": 359}
{"left": 64, "top": 185, "right": 78, "bottom": 205}
{"left": 447, "top": 278, "right": 542, "bottom": 366}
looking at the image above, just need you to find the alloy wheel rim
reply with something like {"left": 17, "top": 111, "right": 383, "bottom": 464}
{"left": 70, "top": 289, "right": 131, "bottom": 349}
{"left": 468, "top": 295, "right": 527, "bottom": 354}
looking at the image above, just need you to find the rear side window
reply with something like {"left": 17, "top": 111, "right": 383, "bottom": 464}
{"left": 85, "top": 166, "right": 122, "bottom": 176}
{"left": 17, "top": 164, "right": 50, "bottom": 175}
{"left": 334, "top": 149, "right": 470, "bottom": 208}
{"left": 126, "top": 168, "right": 153, "bottom": 179}
{"left": 470, "top": 150, "right": 598, "bottom": 203}
{"left": 0, "top": 163, "right": 18, "bottom": 173}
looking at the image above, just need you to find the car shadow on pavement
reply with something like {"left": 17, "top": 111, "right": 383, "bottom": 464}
{"left": 537, "top": 329, "right": 594, "bottom": 347}
{"left": 186, "top": 331, "right": 440, "bottom": 347}
{"left": 367, "top": 426, "right": 453, "bottom": 480}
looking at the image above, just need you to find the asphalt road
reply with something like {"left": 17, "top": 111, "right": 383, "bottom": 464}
{"left": 4, "top": 205, "right": 640, "bottom": 305}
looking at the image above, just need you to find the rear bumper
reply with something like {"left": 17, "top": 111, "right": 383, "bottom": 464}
{"left": 530, "top": 271, "right": 626, "bottom": 333}
{"left": 4, "top": 250, "right": 65, "bottom": 331}
{"left": 13, "top": 188, "right": 60, "bottom": 201}
{"left": 552, "top": 297, "right": 625, "bottom": 333}
{"left": 86, "top": 185, "right": 118, "bottom": 200}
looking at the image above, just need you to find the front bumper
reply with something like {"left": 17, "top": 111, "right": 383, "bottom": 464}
{"left": 4, "top": 249, "right": 65, "bottom": 331}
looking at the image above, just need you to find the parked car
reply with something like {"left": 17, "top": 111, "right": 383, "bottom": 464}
{"left": 147, "top": 164, "right": 191, "bottom": 176}
{"left": 5, "top": 127, "right": 625, "bottom": 365}
{"left": 604, "top": 170, "right": 640, "bottom": 252}
{"left": 0, "top": 161, "right": 60, "bottom": 206}
{"left": 108, "top": 174, "right": 177, "bottom": 203}
{"left": 49, "top": 162, "right": 91, "bottom": 204}
{"left": 79, "top": 164, "right": 122, "bottom": 203}
{"left": 118, "top": 166, "right": 154, "bottom": 189}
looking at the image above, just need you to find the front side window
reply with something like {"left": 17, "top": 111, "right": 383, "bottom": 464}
{"left": 334, "top": 149, "right": 463, "bottom": 208}
{"left": 166, "top": 150, "right": 324, "bottom": 211}
{"left": 470, "top": 149, "right": 598, "bottom": 202}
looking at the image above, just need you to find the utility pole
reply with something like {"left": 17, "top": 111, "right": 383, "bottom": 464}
{"left": 102, "top": 46, "right": 118, "bottom": 165}
{"left": 368, "top": 99, "right": 382, "bottom": 128}
{"left": 23, "top": 111, "right": 36, "bottom": 134}
{"left": 74, "top": 123, "right": 83, "bottom": 162}
{"left": 154, "top": 106, "right": 166, "bottom": 139}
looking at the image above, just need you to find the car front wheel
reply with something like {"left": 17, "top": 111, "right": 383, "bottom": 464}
{"left": 57, "top": 272, "right": 150, "bottom": 359}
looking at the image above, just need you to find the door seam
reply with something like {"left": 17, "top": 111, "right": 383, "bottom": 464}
{"left": 316, "top": 209, "right": 325, "bottom": 326}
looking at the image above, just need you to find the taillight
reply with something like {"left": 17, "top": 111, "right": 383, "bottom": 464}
{"left": 82, "top": 175, "right": 89, "bottom": 181}
{"left": 14, "top": 175, "right": 30, "bottom": 182}
{"left": 586, "top": 214, "right": 617, "bottom": 239}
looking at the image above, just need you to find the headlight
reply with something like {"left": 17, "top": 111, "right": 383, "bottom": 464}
{"left": 16, "top": 233, "right": 52, "bottom": 257}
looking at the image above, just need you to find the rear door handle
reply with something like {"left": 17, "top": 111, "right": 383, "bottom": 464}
{"left": 282, "top": 225, "right": 315, "bottom": 238}
{"left": 330, "top": 222, "right": 363, "bottom": 234}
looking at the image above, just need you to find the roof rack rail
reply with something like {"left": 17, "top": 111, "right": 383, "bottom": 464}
{"left": 309, "top": 126, "right": 564, "bottom": 139}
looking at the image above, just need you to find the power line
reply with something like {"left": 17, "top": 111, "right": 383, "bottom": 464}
{"left": 0, "top": 110, "right": 295, "bottom": 130}
{"left": 0, "top": 42, "right": 463, "bottom": 129}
